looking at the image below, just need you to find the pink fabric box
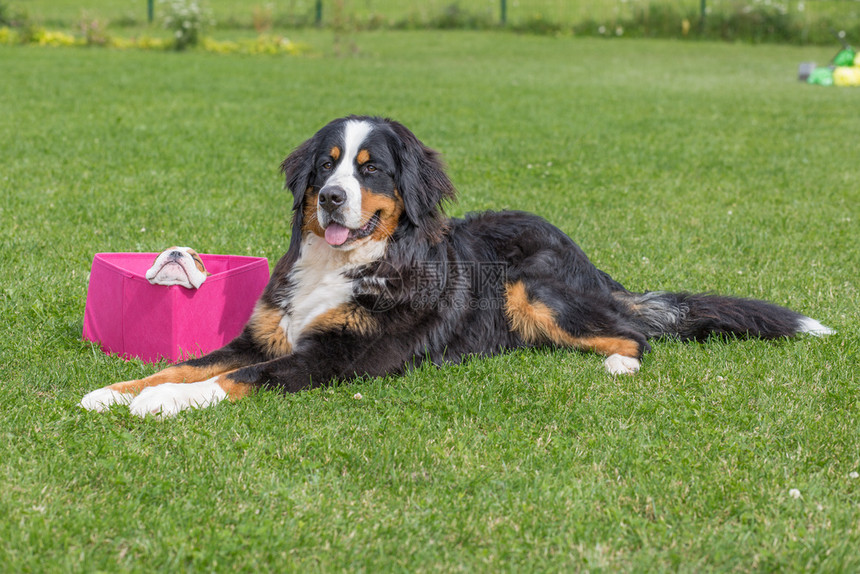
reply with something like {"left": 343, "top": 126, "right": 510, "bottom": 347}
{"left": 82, "top": 252, "right": 269, "bottom": 363}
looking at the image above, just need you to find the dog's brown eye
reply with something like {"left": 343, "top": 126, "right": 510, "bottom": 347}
{"left": 322, "top": 161, "right": 333, "bottom": 170}
{"left": 365, "top": 164, "right": 377, "bottom": 173}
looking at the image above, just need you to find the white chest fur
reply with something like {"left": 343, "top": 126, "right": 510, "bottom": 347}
{"left": 280, "top": 235, "right": 386, "bottom": 346}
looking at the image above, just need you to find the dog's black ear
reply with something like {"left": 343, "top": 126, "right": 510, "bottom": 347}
{"left": 280, "top": 135, "right": 318, "bottom": 213}
{"left": 387, "top": 120, "right": 457, "bottom": 233}
{"left": 280, "top": 134, "right": 321, "bottom": 243}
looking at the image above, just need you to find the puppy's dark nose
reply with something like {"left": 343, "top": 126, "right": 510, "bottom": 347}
{"left": 318, "top": 186, "right": 346, "bottom": 214}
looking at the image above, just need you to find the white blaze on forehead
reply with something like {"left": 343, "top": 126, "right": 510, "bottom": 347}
{"left": 341, "top": 119, "right": 374, "bottom": 163}
{"left": 322, "top": 119, "right": 374, "bottom": 229}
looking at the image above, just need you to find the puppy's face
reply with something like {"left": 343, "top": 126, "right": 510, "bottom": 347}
{"left": 299, "top": 118, "right": 405, "bottom": 250}
{"left": 145, "top": 247, "right": 209, "bottom": 289}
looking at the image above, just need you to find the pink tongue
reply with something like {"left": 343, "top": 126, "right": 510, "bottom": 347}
{"left": 324, "top": 223, "right": 350, "bottom": 246}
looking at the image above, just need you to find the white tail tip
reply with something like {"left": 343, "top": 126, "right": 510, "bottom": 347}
{"left": 798, "top": 317, "right": 834, "bottom": 337}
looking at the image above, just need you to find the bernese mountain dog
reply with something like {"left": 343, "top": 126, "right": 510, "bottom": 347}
{"left": 80, "top": 115, "right": 832, "bottom": 417}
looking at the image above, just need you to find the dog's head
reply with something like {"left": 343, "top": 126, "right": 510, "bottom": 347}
{"left": 145, "top": 247, "right": 209, "bottom": 289}
{"left": 280, "top": 116, "right": 456, "bottom": 251}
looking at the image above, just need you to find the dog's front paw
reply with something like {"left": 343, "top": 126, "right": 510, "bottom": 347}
{"left": 604, "top": 354, "right": 641, "bottom": 376}
{"left": 80, "top": 387, "right": 133, "bottom": 412}
{"left": 128, "top": 379, "right": 227, "bottom": 418}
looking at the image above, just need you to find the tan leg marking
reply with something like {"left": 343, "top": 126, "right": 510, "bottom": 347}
{"left": 106, "top": 363, "right": 239, "bottom": 396}
{"left": 571, "top": 336, "right": 640, "bottom": 358}
{"left": 306, "top": 303, "right": 378, "bottom": 336}
{"left": 504, "top": 281, "right": 640, "bottom": 358}
{"left": 215, "top": 372, "right": 257, "bottom": 402}
{"left": 248, "top": 301, "right": 292, "bottom": 357}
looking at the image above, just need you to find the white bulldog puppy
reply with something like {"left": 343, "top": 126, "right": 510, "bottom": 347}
{"left": 145, "top": 246, "right": 209, "bottom": 289}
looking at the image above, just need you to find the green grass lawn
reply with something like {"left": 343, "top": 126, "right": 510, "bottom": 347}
{"left": 2, "top": 31, "right": 859, "bottom": 571}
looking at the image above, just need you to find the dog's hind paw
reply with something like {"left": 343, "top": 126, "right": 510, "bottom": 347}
{"left": 604, "top": 354, "right": 640, "bottom": 376}
{"left": 79, "top": 387, "right": 133, "bottom": 412}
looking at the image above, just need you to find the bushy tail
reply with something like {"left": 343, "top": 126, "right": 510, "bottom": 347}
{"left": 615, "top": 291, "right": 833, "bottom": 341}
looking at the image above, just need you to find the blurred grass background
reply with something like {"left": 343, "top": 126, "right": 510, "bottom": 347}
{"left": 5, "top": 0, "right": 860, "bottom": 43}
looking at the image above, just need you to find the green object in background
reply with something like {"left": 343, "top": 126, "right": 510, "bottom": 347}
{"left": 833, "top": 47, "right": 856, "bottom": 67}
{"left": 807, "top": 67, "right": 834, "bottom": 86}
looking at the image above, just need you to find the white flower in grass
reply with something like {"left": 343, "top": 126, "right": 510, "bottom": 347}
{"left": 789, "top": 488, "right": 801, "bottom": 499}
{"left": 353, "top": 393, "right": 363, "bottom": 400}
{"left": 850, "top": 471, "right": 859, "bottom": 479}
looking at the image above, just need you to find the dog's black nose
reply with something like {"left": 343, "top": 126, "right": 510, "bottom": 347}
{"left": 318, "top": 186, "right": 347, "bottom": 213}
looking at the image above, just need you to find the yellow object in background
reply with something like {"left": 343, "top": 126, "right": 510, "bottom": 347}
{"left": 833, "top": 66, "right": 860, "bottom": 87}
